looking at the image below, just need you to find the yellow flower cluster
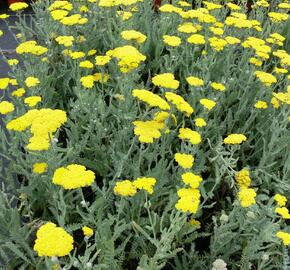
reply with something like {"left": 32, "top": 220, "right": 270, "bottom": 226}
{"left": 224, "top": 134, "right": 247, "bottom": 145}
{"left": 174, "top": 153, "right": 194, "bottom": 169}
{"left": 133, "top": 112, "right": 168, "bottom": 143}
{"left": 175, "top": 188, "right": 201, "bottom": 214}
{"left": 106, "top": 45, "right": 146, "bottom": 73}
{"left": 152, "top": 73, "right": 180, "bottom": 90}
{"left": 0, "top": 101, "right": 15, "bottom": 115}
{"left": 16, "top": 41, "right": 48, "bottom": 56}
{"left": 276, "top": 231, "right": 290, "bottom": 246}
{"left": 9, "top": 2, "right": 28, "bottom": 11}
{"left": 165, "top": 92, "right": 193, "bottom": 116}
{"left": 132, "top": 89, "right": 170, "bottom": 110}
{"left": 34, "top": 222, "right": 74, "bottom": 257}
{"left": 255, "top": 71, "right": 277, "bottom": 86}
{"left": 33, "top": 162, "right": 48, "bottom": 174}
{"left": 163, "top": 35, "right": 182, "bottom": 47}
{"left": 82, "top": 226, "right": 94, "bottom": 237}
{"left": 121, "top": 30, "right": 147, "bottom": 44}
{"left": 114, "top": 177, "right": 157, "bottom": 196}
{"left": 186, "top": 76, "right": 204, "bottom": 87}
{"left": 178, "top": 128, "right": 202, "bottom": 145}
{"left": 238, "top": 188, "right": 257, "bottom": 208}
{"left": 235, "top": 169, "right": 256, "bottom": 207}
{"left": 7, "top": 109, "right": 67, "bottom": 151}
{"left": 52, "top": 164, "right": 95, "bottom": 189}
{"left": 235, "top": 169, "right": 251, "bottom": 188}
{"left": 55, "top": 36, "right": 74, "bottom": 47}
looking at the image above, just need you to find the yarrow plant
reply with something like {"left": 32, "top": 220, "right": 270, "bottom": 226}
{"left": 0, "top": 0, "right": 290, "bottom": 269}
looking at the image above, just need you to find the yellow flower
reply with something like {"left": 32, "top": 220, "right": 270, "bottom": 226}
{"left": 178, "top": 22, "right": 199, "bottom": 34}
{"left": 189, "top": 219, "right": 201, "bottom": 228}
{"left": 88, "top": 49, "right": 97, "bottom": 56}
{"left": 80, "top": 75, "right": 95, "bottom": 88}
{"left": 34, "top": 222, "right": 73, "bottom": 257}
{"left": 176, "top": 188, "right": 200, "bottom": 214}
{"left": 271, "top": 97, "right": 280, "bottom": 109}
{"left": 52, "top": 164, "right": 95, "bottom": 189}
{"left": 12, "top": 88, "right": 25, "bottom": 97}
{"left": 79, "top": 60, "right": 94, "bottom": 69}
{"left": 55, "top": 36, "right": 74, "bottom": 47}
{"left": 132, "top": 89, "right": 170, "bottom": 110}
{"left": 7, "top": 109, "right": 67, "bottom": 151}
{"left": 182, "top": 172, "right": 202, "bottom": 188}
{"left": 9, "top": 2, "right": 28, "bottom": 11}
{"left": 211, "top": 82, "right": 226, "bottom": 91}
{"left": 25, "top": 77, "right": 40, "bottom": 88}
{"left": 165, "top": 92, "right": 193, "bottom": 116}
{"left": 235, "top": 169, "right": 251, "bottom": 188}
{"left": 200, "top": 98, "right": 216, "bottom": 110}
{"left": 0, "top": 78, "right": 10, "bottom": 90}
{"left": 68, "top": 51, "right": 85, "bottom": 59}
{"left": 24, "top": 96, "right": 42, "bottom": 107}
{"left": 50, "top": 10, "right": 69, "bottom": 20}
{"left": 0, "top": 101, "right": 14, "bottom": 115}
{"left": 174, "top": 153, "right": 194, "bottom": 169}
{"left": 163, "top": 35, "right": 181, "bottom": 47}
{"left": 82, "top": 226, "right": 94, "bottom": 237}
{"left": 187, "top": 34, "right": 206, "bottom": 45}
{"left": 33, "top": 162, "right": 48, "bottom": 174}
{"left": 117, "top": 11, "right": 133, "bottom": 21}
{"left": 275, "top": 207, "right": 290, "bottom": 219}
{"left": 254, "top": 100, "right": 268, "bottom": 109}
{"left": 194, "top": 118, "right": 206, "bottom": 127}
{"left": 121, "top": 30, "right": 147, "bottom": 44}
{"left": 0, "top": 14, "right": 9, "bottom": 19}
{"left": 152, "top": 73, "right": 180, "bottom": 90}
{"left": 274, "top": 194, "right": 287, "bottom": 207}
{"left": 114, "top": 180, "right": 137, "bottom": 196}
{"left": 133, "top": 177, "right": 157, "bottom": 194}
{"left": 133, "top": 119, "right": 164, "bottom": 143}
{"left": 224, "top": 134, "right": 247, "bottom": 144}
{"left": 276, "top": 231, "right": 290, "bottom": 245}
{"left": 94, "top": 73, "right": 109, "bottom": 83}
{"left": 255, "top": 71, "right": 277, "bottom": 86}
{"left": 7, "top": 59, "right": 19, "bottom": 66}
{"left": 238, "top": 188, "right": 256, "bottom": 207}
{"left": 178, "top": 128, "right": 201, "bottom": 145}
{"left": 95, "top": 55, "right": 111, "bottom": 66}
{"left": 186, "top": 76, "right": 204, "bottom": 87}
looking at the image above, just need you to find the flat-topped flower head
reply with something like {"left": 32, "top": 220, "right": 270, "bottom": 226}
{"left": 276, "top": 231, "right": 290, "bottom": 245}
{"left": 114, "top": 180, "right": 137, "bottom": 196}
{"left": 133, "top": 177, "right": 157, "bottom": 194}
{"left": 174, "top": 153, "right": 194, "bottom": 169}
{"left": 121, "top": 30, "right": 147, "bottom": 44}
{"left": 182, "top": 172, "right": 202, "bottom": 188}
{"left": 152, "top": 73, "right": 179, "bottom": 90}
{"left": 178, "top": 128, "right": 201, "bottom": 144}
{"left": 165, "top": 92, "right": 193, "bottom": 116}
{"left": 9, "top": 3, "right": 29, "bottom": 11}
{"left": 34, "top": 222, "right": 73, "bottom": 257}
{"left": 52, "top": 164, "right": 95, "bottom": 189}
{"left": 238, "top": 188, "right": 256, "bottom": 207}
{"left": 82, "top": 226, "right": 94, "bottom": 237}
{"left": 163, "top": 35, "right": 181, "bottom": 47}
{"left": 274, "top": 194, "right": 287, "bottom": 207}
{"left": 224, "top": 134, "right": 247, "bottom": 144}
{"left": 132, "top": 89, "right": 170, "bottom": 110}
{"left": 0, "top": 101, "right": 14, "bottom": 115}
{"left": 235, "top": 169, "right": 251, "bottom": 188}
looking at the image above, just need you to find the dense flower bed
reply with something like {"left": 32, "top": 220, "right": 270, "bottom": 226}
{"left": 0, "top": 0, "right": 290, "bottom": 269}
